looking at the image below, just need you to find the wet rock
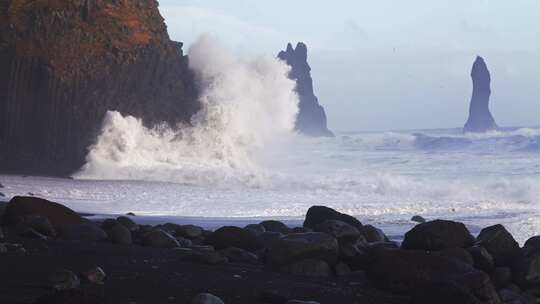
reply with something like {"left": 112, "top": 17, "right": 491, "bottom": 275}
{"left": 3, "top": 197, "right": 83, "bottom": 232}
{"left": 191, "top": 293, "right": 225, "bottom": 304}
{"left": 177, "top": 225, "right": 204, "bottom": 239}
{"left": 48, "top": 269, "right": 80, "bottom": 290}
{"left": 411, "top": 215, "right": 427, "bottom": 223}
{"left": 176, "top": 237, "right": 193, "bottom": 248}
{"left": 62, "top": 222, "right": 107, "bottom": 242}
{"left": 220, "top": 247, "right": 259, "bottom": 265}
{"left": 303, "top": 206, "right": 362, "bottom": 230}
{"left": 107, "top": 223, "right": 132, "bottom": 245}
{"left": 260, "top": 220, "right": 291, "bottom": 234}
{"left": 315, "top": 220, "right": 361, "bottom": 239}
{"left": 477, "top": 225, "right": 520, "bottom": 266}
{"left": 491, "top": 267, "right": 512, "bottom": 289}
{"left": 267, "top": 232, "right": 339, "bottom": 266}
{"left": 18, "top": 215, "right": 56, "bottom": 237}
{"left": 280, "top": 259, "right": 331, "bottom": 277}
{"left": 335, "top": 262, "right": 352, "bottom": 276}
{"left": 116, "top": 216, "right": 139, "bottom": 232}
{"left": 438, "top": 248, "right": 474, "bottom": 266}
{"left": 206, "top": 226, "right": 263, "bottom": 252}
{"left": 82, "top": 266, "right": 106, "bottom": 285}
{"left": 244, "top": 224, "right": 266, "bottom": 235}
{"left": 367, "top": 248, "right": 501, "bottom": 304}
{"left": 360, "top": 225, "right": 389, "bottom": 243}
{"left": 142, "top": 229, "right": 180, "bottom": 248}
{"left": 401, "top": 220, "right": 475, "bottom": 251}
{"left": 468, "top": 245, "right": 495, "bottom": 272}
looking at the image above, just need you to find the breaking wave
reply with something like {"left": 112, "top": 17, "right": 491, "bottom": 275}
{"left": 75, "top": 35, "right": 299, "bottom": 185}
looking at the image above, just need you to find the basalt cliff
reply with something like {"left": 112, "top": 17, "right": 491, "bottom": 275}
{"left": 0, "top": 0, "right": 199, "bottom": 175}
{"left": 464, "top": 56, "right": 498, "bottom": 133}
{"left": 278, "top": 43, "right": 333, "bottom": 137}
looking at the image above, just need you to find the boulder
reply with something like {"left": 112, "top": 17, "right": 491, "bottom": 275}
{"left": 401, "top": 220, "right": 475, "bottom": 251}
{"left": 411, "top": 215, "right": 427, "bottom": 223}
{"left": 315, "top": 220, "right": 361, "bottom": 239}
{"left": 244, "top": 224, "right": 266, "bottom": 235}
{"left": 491, "top": 267, "right": 512, "bottom": 289}
{"left": 176, "top": 225, "right": 204, "bottom": 239}
{"left": 303, "top": 206, "right": 362, "bottom": 230}
{"left": 260, "top": 220, "right": 291, "bottom": 234}
{"left": 62, "top": 222, "right": 107, "bottom": 242}
{"left": 220, "top": 247, "right": 259, "bottom": 265}
{"left": 468, "top": 245, "right": 495, "bottom": 272}
{"left": 17, "top": 215, "right": 56, "bottom": 237}
{"left": 280, "top": 259, "right": 331, "bottom": 277}
{"left": 116, "top": 216, "right": 139, "bottom": 232}
{"left": 3, "top": 197, "right": 83, "bottom": 232}
{"left": 477, "top": 225, "right": 520, "bottom": 266}
{"left": 512, "top": 254, "right": 540, "bottom": 288}
{"left": 142, "top": 229, "right": 180, "bottom": 249}
{"left": 191, "top": 293, "right": 225, "bottom": 304}
{"left": 107, "top": 223, "right": 132, "bottom": 245}
{"left": 176, "top": 249, "right": 228, "bottom": 265}
{"left": 206, "top": 226, "right": 263, "bottom": 252}
{"left": 267, "top": 232, "right": 339, "bottom": 266}
{"left": 360, "top": 225, "right": 389, "bottom": 243}
{"left": 286, "top": 301, "right": 320, "bottom": 304}
{"left": 176, "top": 237, "right": 193, "bottom": 248}
{"left": 367, "top": 248, "right": 501, "bottom": 304}
{"left": 438, "top": 248, "right": 474, "bottom": 266}
{"left": 523, "top": 236, "right": 540, "bottom": 257}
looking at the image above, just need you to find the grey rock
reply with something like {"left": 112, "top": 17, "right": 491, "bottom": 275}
{"left": 477, "top": 224, "right": 520, "bottom": 266}
{"left": 360, "top": 225, "right": 389, "bottom": 243}
{"left": 142, "top": 229, "right": 180, "bottom": 248}
{"left": 220, "top": 247, "right": 259, "bottom": 265}
{"left": 108, "top": 223, "right": 132, "bottom": 245}
{"left": 176, "top": 237, "right": 193, "bottom": 248}
{"left": 62, "top": 222, "right": 107, "bottom": 242}
{"left": 191, "top": 293, "right": 225, "bottom": 304}
{"left": 116, "top": 216, "right": 139, "bottom": 232}
{"left": 267, "top": 232, "right": 339, "bottom": 266}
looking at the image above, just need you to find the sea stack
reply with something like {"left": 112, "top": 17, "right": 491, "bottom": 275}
{"left": 463, "top": 56, "right": 498, "bottom": 133}
{"left": 278, "top": 43, "right": 333, "bottom": 137}
{"left": 0, "top": 0, "right": 199, "bottom": 175}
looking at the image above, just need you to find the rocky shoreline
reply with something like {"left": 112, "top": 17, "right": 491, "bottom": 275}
{"left": 1, "top": 196, "right": 539, "bottom": 303}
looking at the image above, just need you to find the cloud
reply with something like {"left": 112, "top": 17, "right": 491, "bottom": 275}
{"left": 159, "top": 6, "right": 288, "bottom": 55}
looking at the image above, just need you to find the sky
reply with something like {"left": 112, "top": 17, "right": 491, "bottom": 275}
{"left": 158, "top": 0, "right": 540, "bottom": 131}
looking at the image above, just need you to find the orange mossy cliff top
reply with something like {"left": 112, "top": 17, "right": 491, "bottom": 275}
{"left": 1, "top": 0, "right": 173, "bottom": 76}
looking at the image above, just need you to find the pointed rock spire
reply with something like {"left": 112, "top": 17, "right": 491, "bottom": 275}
{"left": 464, "top": 56, "right": 498, "bottom": 133}
{"left": 278, "top": 42, "right": 333, "bottom": 137}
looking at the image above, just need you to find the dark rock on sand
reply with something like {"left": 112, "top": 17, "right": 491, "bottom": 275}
{"left": 303, "top": 206, "right": 362, "bottom": 231}
{"left": 477, "top": 224, "right": 521, "bottom": 266}
{"left": 267, "top": 233, "right": 339, "bottom": 266}
{"left": 206, "top": 226, "right": 263, "bottom": 252}
{"left": 464, "top": 56, "right": 498, "bottom": 133}
{"left": 62, "top": 222, "right": 107, "bottom": 242}
{"left": 367, "top": 248, "right": 501, "bottom": 304}
{"left": 116, "top": 216, "right": 139, "bottom": 232}
{"left": 142, "top": 229, "right": 180, "bottom": 249}
{"left": 0, "top": 0, "right": 199, "bottom": 175}
{"left": 468, "top": 245, "right": 495, "bottom": 272}
{"left": 401, "top": 220, "right": 475, "bottom": 251}
{"left": 260, "top": 220, "right": 291, "bottom": 234}
{"left": 280, "top": 259, "right": 331, "bottom": 277}
{"left": 360, "top": 225, "right": 389, "bottom": 243}
{"left": 3, "top": 196, "right": 83, "bottom": 232}
{"left": 411, "top": 215, "right": 426, "bottom": 223}
{"left": 278, "top": 43, "right": 333, "bottom": 137}
{"left": 315, "top": 220, "right": 361, "bottom": 239}
{"left": 107, "top": 223, "right": 132, "bottom": 245}
{"left": 220, "top": 247, "right": 259, "bottom": 265}
{"left": 191, "top": 293, "right": 225, "bottom": 304}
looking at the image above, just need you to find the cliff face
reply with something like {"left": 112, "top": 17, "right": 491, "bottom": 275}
{"left": 278, "top": 43, "right": 333, "bottom": 137}
{"left": 0, "top": 0, "right": 199, "bottom": 175}
{"left": 464, "top": 56, "right": 497, "bottom": 133}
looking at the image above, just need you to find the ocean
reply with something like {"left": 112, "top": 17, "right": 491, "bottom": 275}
{"left": 2, "top": 127, "right": 540, "bottom": 244}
